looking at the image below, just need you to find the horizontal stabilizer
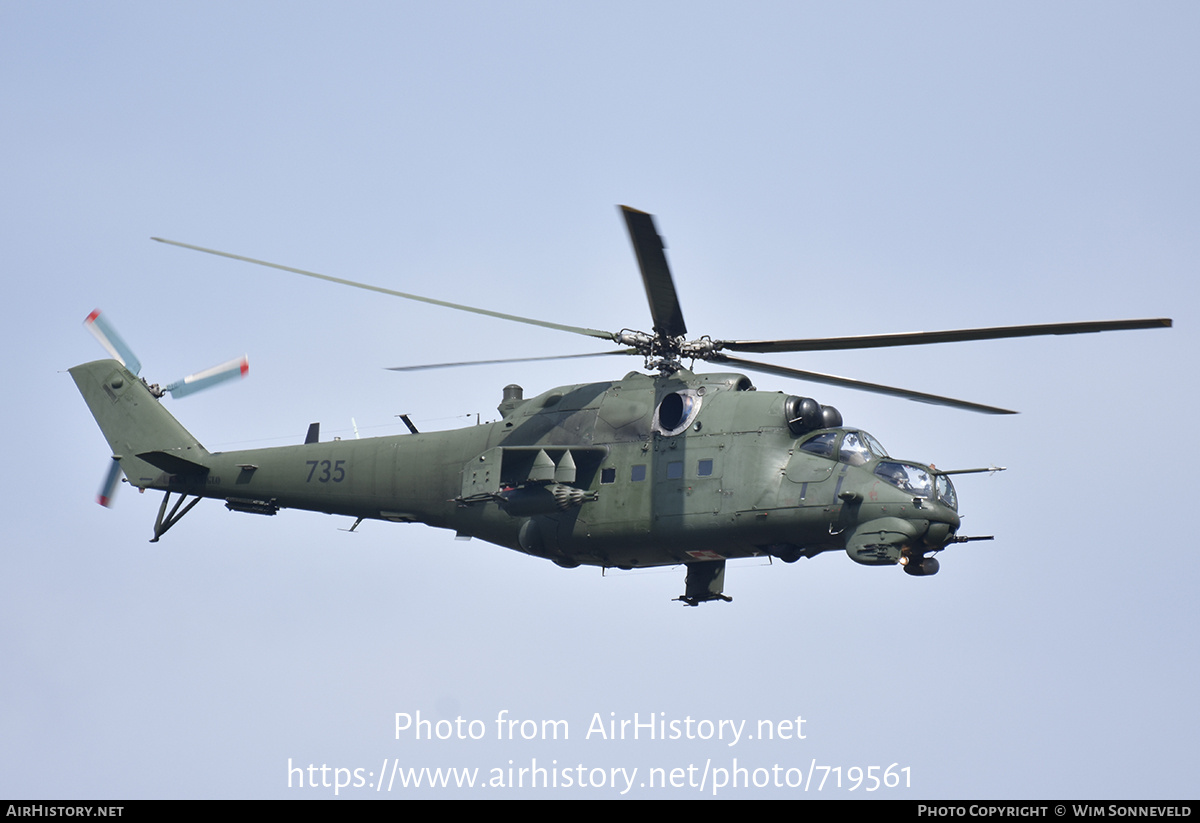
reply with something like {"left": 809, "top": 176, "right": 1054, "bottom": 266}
{"left": 135, "top": 450, "right": 210, "bottom": 474}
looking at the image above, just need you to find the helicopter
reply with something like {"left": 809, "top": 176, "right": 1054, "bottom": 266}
{"left": 70, "top": 206, "right": 1171, "bottom": 605}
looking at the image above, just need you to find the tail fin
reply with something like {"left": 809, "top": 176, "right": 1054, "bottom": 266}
{"left": 70, "top": 359, "right": 211, "bottom": 487}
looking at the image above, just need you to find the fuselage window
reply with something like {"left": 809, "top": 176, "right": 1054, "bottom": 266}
{"left": 631, "top": 464, "right": 647, "bottom": 482}
{"left": 601, "top": 467, "right": 616, "bottom": 484}
{"left": 667, "top": 461, "right": 684, "bottom": 480}
{"left": 697, "top": 458, "right": 714, "bottom": 476}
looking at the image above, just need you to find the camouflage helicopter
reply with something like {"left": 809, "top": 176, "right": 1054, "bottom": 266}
{"left": 71, "top": 207, "right": 1171, "bottom": 604}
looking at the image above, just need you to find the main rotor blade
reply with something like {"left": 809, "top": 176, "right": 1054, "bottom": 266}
{"left": 709, "top": 353, "right": 1017, "bottom": 414}
{"left": 388, "top": 349, "right": 638, "bottom": 372}
{"left": 720, "top": 318, "right": 1173, "bottom": 354}
{"left": 152, "top": 238, "right": 617, "bottom": 342}
{"left": 620, "top": 206, "right": 687, "bottom": 339}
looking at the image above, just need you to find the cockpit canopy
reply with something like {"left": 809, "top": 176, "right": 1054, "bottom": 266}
{"left": 797, "top": 429, "right": 888, "bottom": 465}
{"left": 872, "top": 461, "right": 958, "bottom": 510}
{"left": 797, "top": 428, "right": 957, "bottom": 510}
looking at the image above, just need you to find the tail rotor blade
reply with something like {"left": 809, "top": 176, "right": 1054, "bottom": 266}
{"left": 164, "top": 356, "right": 249, "bottom": 398}
{"left": 84, "top": 309, "right": 142, "bottom": 375}
{"left": 97, "top": 458, "right": 122, "bottom": 507}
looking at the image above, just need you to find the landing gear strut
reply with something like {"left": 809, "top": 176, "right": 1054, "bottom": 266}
{"left": 149, "top": 491, "right": 202, "bottom": 543}
{"left": 675, "top": 559, "right": 733, "bottom": 606}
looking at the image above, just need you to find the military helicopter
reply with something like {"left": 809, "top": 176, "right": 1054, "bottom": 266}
{"left": 70, "top": 207, "right": 1171, "bottom": 604}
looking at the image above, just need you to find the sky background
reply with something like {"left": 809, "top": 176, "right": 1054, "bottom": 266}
{"left": 3, "top": 1, "right": 1197, "bottom": 799}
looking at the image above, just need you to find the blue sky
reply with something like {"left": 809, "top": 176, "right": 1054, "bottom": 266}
{"left": 3, "top": 1, "right": 1197, "bottom": 798}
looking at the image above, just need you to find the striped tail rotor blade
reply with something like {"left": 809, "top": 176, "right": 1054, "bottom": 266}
{"left": 84, "top": 309, "right": 142, "bottom": 375}
{"left": 97, "top": 458, "right": 122, "bottom": 507}
{"left": 165, "top": 356, "right": 249, "bottom": 399}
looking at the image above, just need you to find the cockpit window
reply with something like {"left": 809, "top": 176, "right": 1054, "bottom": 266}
{"left": 838, "top": 432, "right": 871, "bottom": 465}
{"left": 861, "top": 432, "right": 888, "bottom": 458}
{"left": 874, "top": 461, "right": 932, "bottom": 497}
{"left": 800, "top": 429, "right": 889, "bottom": 463}
{"left": 936, "top": 474, "right": 958, "bottom": 510}
{"left": 798, "top": 431, "right": 837, "bottom": 457}
{"left": 837, "top": 431, "right": 887, "bottom": 465}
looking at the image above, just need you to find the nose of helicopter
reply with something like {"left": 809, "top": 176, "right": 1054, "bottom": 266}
{"left": 844, "top": 505, "right": 960, "bottom": 567}
{"left": 923, "top": 512, "right": 961, "bottom": 550}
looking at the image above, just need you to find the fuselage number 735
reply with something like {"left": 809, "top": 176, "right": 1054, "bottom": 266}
{"left": 306, "top": 459, "right": 346, "bottom": 483}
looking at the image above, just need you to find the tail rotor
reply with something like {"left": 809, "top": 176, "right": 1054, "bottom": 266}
{"left": 161, "top": 356, "right": 249, "bottom": 399}
{"left": 81, "top": 309, "right": 248, "bottom": 506}
{"left": 97, "top": 457, "right": 123, "bottom": 508}
{"left": 84, "top": 309, "right": 142, "bottom": 375}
